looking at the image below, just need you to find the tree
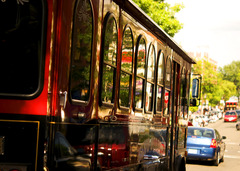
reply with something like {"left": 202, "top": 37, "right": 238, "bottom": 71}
{"left": 192, "top": 59, "right": 238, "bottom": 107}
{"left": 132, "top": 0, "right": 184, "bottom": 37}
{"left": 209, "top": 74, "right": 236, "bottom": 106}
{"left": 192, "top": 59, "right": 217, "bottom": 94}
{"left": 192, "top": 59, "right": 219, "bottom": 106}
{"left": 219, "top": 61, "right": 240, "bottom": 100}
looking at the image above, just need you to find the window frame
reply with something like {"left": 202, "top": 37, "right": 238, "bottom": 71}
{"left": 119, "top": 25, "right": 134, "bottom": 109}
{"left": 145, "top": 43, "right": 156, "bottom": 113}
{"left": 164, "top": 57, "right": 172, "bottom": 116}
{"left": 69, "top": 0, "right": 94, "bottom": 103}
{"left": 155, "top": 51, "right": 164, "bottom": 114}
{"left": 134, "top": 35, "right": 146, "bottom": 111}
{"left": 99, "top": 13, "right": 118, "bottom": 107}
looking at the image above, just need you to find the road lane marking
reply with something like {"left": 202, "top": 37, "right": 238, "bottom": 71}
{"left": 224, "top": 142, "right": 240, "bottom": 145}
{"left": 224, "top": 155, "right": 240, "bottom": 159}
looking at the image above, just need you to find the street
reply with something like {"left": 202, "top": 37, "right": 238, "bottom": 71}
{"left": 186, "top": 118, "right": 240, "bottom": 170}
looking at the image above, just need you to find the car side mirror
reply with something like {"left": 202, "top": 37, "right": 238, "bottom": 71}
{"left": 192, "top": 78, "right": 200, "bottom": 98}
{"left": 222, "top": 136, "right": 226, "bottom": 139}
{"left": 190, "top": 99, "right": 197, "bottom": 106}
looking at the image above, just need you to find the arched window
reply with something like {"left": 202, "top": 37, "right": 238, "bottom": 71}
{"left": 135, "top": 36, "right": 146, "bottom": 109}
{"left": 70, "top": 0, "right": 93, "bottom": 101}
{"left": 119, "top": 26, "right": 133, "bottom": 107}
{"left": 100, "top": 14, "right": 118, "bottom": 104}
{"left": 156, "top": 52, "right": 164, "bottom": 113}
{"left": 145, "top": 44, "right": 156, "bottom": 112}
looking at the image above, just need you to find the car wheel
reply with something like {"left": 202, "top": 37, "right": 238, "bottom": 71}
{"left": 220, "top": 155, "right": 224, "bottom": 163}
{"left": 213, "top": 152, "right": 220, "bottom": 166}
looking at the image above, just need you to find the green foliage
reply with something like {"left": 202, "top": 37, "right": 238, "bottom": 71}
{"left": 133, "top": 0, "right": 184, "bottom": 37}
{"left": 193, "top": 59, "right": 217, "bottom": 94}
{"left": 219, "top": 61, "right": 240, "bottom": 99}
{"left": 189, "top": 106, "right": 198, "bottom": 113}
{"left": 193, "top": 59, "right": 239, "bottom": 107}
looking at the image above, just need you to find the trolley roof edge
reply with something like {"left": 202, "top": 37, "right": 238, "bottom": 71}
{"left": 113, "top": 0, "right": 196, "bottom": 64}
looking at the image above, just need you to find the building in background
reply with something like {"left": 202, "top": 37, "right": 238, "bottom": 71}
{"left": 188, "top": 45, "right": 218, "bottom": 70}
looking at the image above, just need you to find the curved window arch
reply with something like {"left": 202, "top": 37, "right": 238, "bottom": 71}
{"left": 156, "top": 52, "right": 164, "bottom": 113}
{"left": 70, "top": 0, "right": 93, "bottom": 101}
{"left": 145, "top": 44, "right": 156, "bottom": 112}
{"left": 164, "top": 57, "right": 172, "bottom": 115}
{"left": 134, "top": 36, "right": 146, "bottom": 109}
{"left": 100, "top": 14, "right": 118, "bottom": 104}
{"left": 119, "top": 26, "right": 133, "bottom": 107}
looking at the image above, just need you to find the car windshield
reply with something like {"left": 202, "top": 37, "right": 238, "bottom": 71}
{"left": 188, "top": 127, "right": 214, "bottom": 138}
{"left": 225, "top": 112, "right": 236, "bottom": 116}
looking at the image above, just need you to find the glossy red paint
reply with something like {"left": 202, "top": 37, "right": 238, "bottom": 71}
{"left": 224, "top": 111, "right": 238, "bottom": 122}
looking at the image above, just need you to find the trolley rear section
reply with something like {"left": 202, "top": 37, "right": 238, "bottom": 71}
{"left": 0, "top": 0, "right": 48, "bottom": 170}
{"left": 0, "top": 0, "right": 195, "bottom": 170}
{"left": 225, "top": 101, "right": 238, "bottom": 111}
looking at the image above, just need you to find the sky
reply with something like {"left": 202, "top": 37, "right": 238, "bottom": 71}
{"left": 167, "top": 0, "right": 240, "bottom": 67}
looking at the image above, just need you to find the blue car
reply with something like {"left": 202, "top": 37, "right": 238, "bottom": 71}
{"left": 186, "top": 127, "right": 226, "bottom": 166}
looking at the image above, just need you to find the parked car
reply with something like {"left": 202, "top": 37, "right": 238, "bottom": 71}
{"left": 236, "top": 122, "right": 240, "bottom": 130}
{"left": 187, "top": 127, "right": 226, "bottom": 166}
{"left": 236, "top": 110, "right": 240, "bottom": 118}
{"left": 224, "top": 111, "right": 238, "bottom": 122}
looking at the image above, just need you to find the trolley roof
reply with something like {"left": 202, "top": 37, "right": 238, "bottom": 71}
{"left": 114, "top": 0, "right": 196, "bottom": 64}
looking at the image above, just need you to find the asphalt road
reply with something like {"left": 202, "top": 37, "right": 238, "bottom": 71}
{"left": 186, "top": 118, "right": 240, "bottom": 171}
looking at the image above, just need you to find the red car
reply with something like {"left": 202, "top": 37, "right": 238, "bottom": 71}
{"left": 224, "top": 111, "right": 238, "bottom": 122}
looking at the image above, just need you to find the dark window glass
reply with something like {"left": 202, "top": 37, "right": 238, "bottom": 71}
{"left": 135, "top": 78, "right": 144, "bottom": 108}
{"left": 179, "top": 69, "right": 186, "bottom": 117}
{"left": 121, "top": 27, "right": 132, "bottom": 72}
{"left": 119, "top": 72, "right": 131, "bottom": 107}
{"left": 188, "top": 127, "right": 214, "bottom": 138}
{"left": 136, "top": 38, "right": 146, "bottom": 77}
{"left": 119, "top": 27, "right": 133, "bottom": 107}
{"left": 156, "top": 86, "right": 163, "bottom": 112}
{"left": 70, "top": 0, "right": 93, "bottom": 101}
{"left": 146, "top": 82, "right": 153, "bottom": 112}
{"left": 0, "top": 0, "right": 43, "bottom": 95}
{"left": 164, "top": 90, "right": 170, "bottom": 115}
{"left": 178, "top": 128, "right": 186, "bottom": 149}
{"left": 101, "top": 15, "right": 118, "bottom": 103}
{"left": 156, "top": 52, "right": 164, "bottom": 112}
{"left": 102, "top": 65, "right": 114, "bottom": 102}
{"left": 54, "top": 132, "right": 76, "bottom": 159}
{"left": 157, "top": 53, "right": 164, "bottom": 85}
{"left": 135, "top": 37, "right": 146, "bottom": 109}
{"left": 147, "top": 45, "right": 155, "bottom": 82}
{"left": 185, "top": 72, "right": 190, "bottom": 117}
